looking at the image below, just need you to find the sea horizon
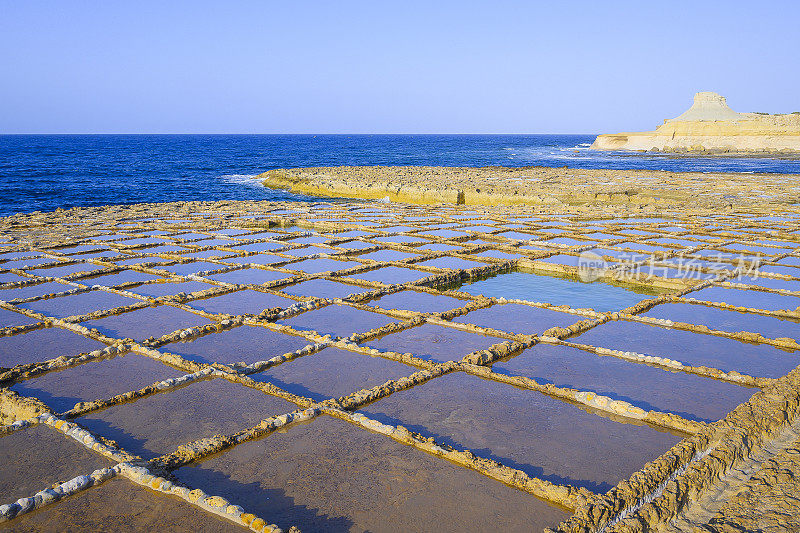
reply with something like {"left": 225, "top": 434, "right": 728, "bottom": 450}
{"left": 2, "top": 134, "right": 800, "bottom": 217}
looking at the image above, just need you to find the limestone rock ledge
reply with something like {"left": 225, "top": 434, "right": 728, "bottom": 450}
{"left": 592, "top": 92, "right": 800, "bottom": 153}
{"left": 257, "top": 165, "right": 800, "bottom": 209}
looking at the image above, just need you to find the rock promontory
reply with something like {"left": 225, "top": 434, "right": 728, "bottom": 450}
{"left": 257, "top": 165, "right": 800, "bottom": 209}
{"left": 591, "top": 92, "right": 800, "bottom": 153}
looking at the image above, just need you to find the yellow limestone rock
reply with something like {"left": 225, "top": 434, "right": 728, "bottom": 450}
{"left": 592, "top": 92, "right": 800, "bottom": 153}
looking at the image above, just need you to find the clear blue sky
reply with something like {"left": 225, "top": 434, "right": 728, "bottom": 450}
{"left": 2, "top": 1, "right": 798, "bottom": 134}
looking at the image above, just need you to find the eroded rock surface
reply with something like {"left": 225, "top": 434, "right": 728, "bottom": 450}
{"left": 259, "top": 163, "right": 800, "bottom": 209}
{"left": 592, "top": 92, "right": 800, "bottom": 153}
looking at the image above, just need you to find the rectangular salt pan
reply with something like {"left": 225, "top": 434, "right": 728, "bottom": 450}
{"left": 175, "top": 415, "right": 568, "bottom": 533}
{"left": 362, "top": 371, "right": 681, "bottom": 492}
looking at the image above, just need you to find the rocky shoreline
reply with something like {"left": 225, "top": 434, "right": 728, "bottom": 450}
{"left": 258, "top": 165, "right": 800, "bottom": 210}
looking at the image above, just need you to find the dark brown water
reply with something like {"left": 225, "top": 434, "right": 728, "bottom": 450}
{"left": 81, "top": 306, "right": 211, "bottom": 341}
{"left": 361, "top": 323, "right": 504, "bottom": 363}
{"left": 365, "top": 289, "right": 465, "bottom": 314}
{"left": 176, "top": 415, "right": 569, "bottom": 532}
{"left": 164, "top": 324, "right": 312, "bottom": 365}
{"left": 11, "top": 353, "right": 184, "bottom": 414}
{"left": 278, "top": 305, "right": 399, "bottom": 339}
{"left": 0, "top": 425, "right": 111, "bottom": 504}
{"left": 251, "top": 347, "right": 413, "bottom": 402}
{"left": 186, "top": 289, "right": 294, "bottom": 315}
{"left": 361, "top": 371, "right": 681, "bottom": 493}
{"left": 3, "top": 478, "right": 241, "bottom": 532}
{"left": 76, "top": 378, "right": 295, "bottom": 460}
{"left": 0, "top": 327, "right": 105, "bottom": 367}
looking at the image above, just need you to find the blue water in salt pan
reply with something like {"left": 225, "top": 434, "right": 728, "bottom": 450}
{"left": 460, "top": 270, "right": 661, "bottom": 312}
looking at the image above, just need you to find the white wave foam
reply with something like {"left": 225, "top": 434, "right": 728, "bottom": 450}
{"left": 219, "top": 174, "right": 261, "bottom": 188}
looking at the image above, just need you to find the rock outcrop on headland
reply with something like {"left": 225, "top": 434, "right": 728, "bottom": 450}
{"left": 591, "top": 92, "right": 800, "bottom": 153}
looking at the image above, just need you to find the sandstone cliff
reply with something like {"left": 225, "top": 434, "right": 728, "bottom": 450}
{"left": 591, "top": 92, "right": 800, "bottom": 153}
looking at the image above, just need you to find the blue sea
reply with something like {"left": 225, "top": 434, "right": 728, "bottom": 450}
{"left": 1, "top": 134, "right": 799, "bottom": 217}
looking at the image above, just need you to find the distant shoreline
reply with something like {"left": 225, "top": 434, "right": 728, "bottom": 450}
{"left": 607, "top": 149, "right": 800, "bottom": 160}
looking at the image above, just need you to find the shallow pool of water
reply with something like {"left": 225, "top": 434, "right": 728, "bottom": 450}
{"left": 361, "top": 323, "right": 503, "bottom": 363}
{"left": 279, "top": 245, "right": 331, "bottom": 258}
{"left": 187, "top": 289, "right": 294, "bottom": 315}
{"left": 474, "top": 249, "right": 525, "bottom": 260}
{"left": 361, "top": 371, "right": 681, "bottom": 493}
{"left": 345, "top": 266, "right": 430, "bottom": 285}
{"left": 18, "top": 290, "right": 139, "bottom": 319}
{"left": 365, "top": 289, "right": 465, "bottom": 314}
{"left": 571, "top": 319, "right": 800, "bottom": 378}
{"left": 451, "top": 303, "right": 582, "bottom": 335}
{"left": 278, "top": 278, "right": 367, "bottom": 299}
{"left": 251, "top": 347, "right": 412, "bottom": 402}
{"left": 0, "top": 307, "right": 41, "bottom": 328}
{"left": 414, "top": 256, "right": 488, "bottom": 270}
{"left": 11, "top": 353, "right": 184, "bottom": 413}
{"left": 81, "top": 305, "right": 210, "bottom": 341}
{"left": 159, "top": 261, "right": 228, "bottom": 276}
{"left": 228, "top": 241, "right": 285, "bottom": 253}
{"left": 76, "top": 378, "right": 295, "bottom": 460}
{"left": 128, "top": 280, "right": 213, "bottom": 298}
{"left": 356, "top": 249, "right": 421, "bottom": 262}
{"left": 493, "top": 343, "right": 754, "bottom": 422}
{"left": 643, "top": 302, "right": 800, "bottom": 340}
{"left": 732, "top": 275, "right": 800, "bottom": 291}
{"left": 0, "top": 425, "right": 111, "bottom": 504}
{"left": 279, "top": 305, "right": 399, "bottom": 339}
{"left": 416, "top": 243, "right": 463, "bottom": 252}
{"left": 459, "top": 270, "right": 660, "bottom": 312}
{"left": 3, "top": 477, "right": 242, "bottom": 532}
{"left": 26, "top": 263, "right": 106, "bottom": 278}
{"left": 284, "top": 258, "right": 361, "bottom": 274}
{"left": 0, "top": 281, "right": 72, "bottom": 301}
{"left": 220, "top": 253, "right": 285, "bottom": 266}
{"left": 164, "top": 324, "right": 311, "bottom": 365}
{"left": 206, "top": 268, "right": 291, "bottom": 286}
{"left": 175, "top": 414, "right": 568, "bottom": 532}
{"left": 688, "top": 286, "right": 800, "bottom": 311}
{"left": 0, "top": 327, "right": 106, "bottom": 367}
